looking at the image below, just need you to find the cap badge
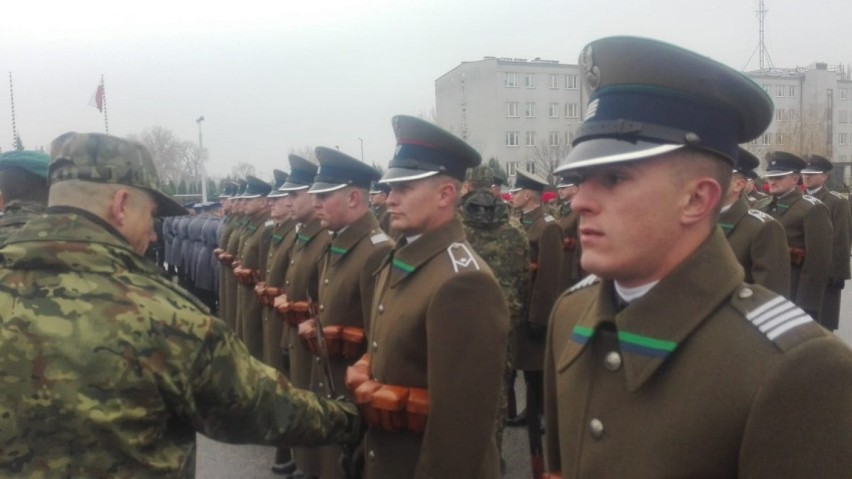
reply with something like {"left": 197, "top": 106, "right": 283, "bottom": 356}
{"left": 580, "top": 45, "right": 601, "bottom": 91}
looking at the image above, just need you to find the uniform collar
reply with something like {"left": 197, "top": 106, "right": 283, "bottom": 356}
{"left": 521, "top": 205, "right": 544, "bottom": 228}
{"left": 717, "top": 197, "right": 749, "bottom": 235}
{"left": 386, "top": 216, "right": 465, "bottom": 287}
{"left": 559, "top": 229, "right": 744, "bottom": 392}
{"left": 294, "top": 217, "right": 326, "bottom": 251}
{"left": 328, "top": 211, "right": 378, "bottom": 265}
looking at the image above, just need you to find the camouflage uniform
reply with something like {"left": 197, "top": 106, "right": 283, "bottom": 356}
{"left": 462, "top": 187, "right": 530, "bottom": 454}
{"left": 0, "top": 199, "right": 44, "bottom": 245}
{"left": 0, "top": 210, "right": 360, "bottom": 478}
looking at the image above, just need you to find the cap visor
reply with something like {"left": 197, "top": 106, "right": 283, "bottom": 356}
{"left": 555, "top": 139, "right": 683, "bottom": 173}
{"left": 764, "top": 170, "right": 795, "bottom": 177}
{"left": 277, "top": 182, "right": 311, "bottom": 192}
{"left": 308, "top": 182, "right": 348, "bottom": 194}
{"left": 149, "top": 189, "right": 188, "bottom": 217}
{"left": 267, "top": 190, "right": 289, "bottom": 198}
{"left": 379, "top": 168, "right": 440, "bottom": 184}
{"left": 800, "top": 168, "right": 826, "bottom": 174}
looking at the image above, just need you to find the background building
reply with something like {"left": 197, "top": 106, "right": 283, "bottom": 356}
{"left": 436, "top": 58, "right": 852, "bottom": 188}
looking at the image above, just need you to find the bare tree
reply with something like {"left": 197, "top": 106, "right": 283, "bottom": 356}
{"left": 525, "top": 140, "right": 572, "bottom": 185}
{"left": 230, "top": 162, "right": 256, "bottom": 179}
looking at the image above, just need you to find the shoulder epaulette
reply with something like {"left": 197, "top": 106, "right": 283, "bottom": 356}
{"left": 830, "top": 191, "right": 845, "bottom": 200}
{"left": 746, "top": 209, "right": 771, "bottom": 223}
{"left": 446, "top": 242, "right": 480, "bottom": 273}
{"left": 568, "top": 274, "right": 599, "bottom": 293}
{"left": 731, "top": 286, "right": 822, "bottom": 349}
{"left": 544, "top": 214, "right": 556, "bottom": 223}
{"left": 370, "top": 231, "right": 390, "bottom": 245}
{"left": 802, "top": 194, "right": 823, "bottom": 205}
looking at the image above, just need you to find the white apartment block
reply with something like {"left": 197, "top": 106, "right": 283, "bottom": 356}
{"left": 435, "top": 57, "right": 585, "bottom": 179}
{"left": 436, "top": 58, "right": 852, "bottom": 186}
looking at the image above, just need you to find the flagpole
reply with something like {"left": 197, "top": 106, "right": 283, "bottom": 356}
{"left": 9, "top": 71, "right": 18, "bottom": 150}
{"left": 100, "top": 74, "right": 110, "bottom": 135}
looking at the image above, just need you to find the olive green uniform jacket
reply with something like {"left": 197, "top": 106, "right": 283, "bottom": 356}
{"left": 718, "top": 197, "right": 790, "bottom": 297}
{"left": 0, "top": 199, "right": 43, "bottom": 246}
{"left": 555, "top": 202, "right": 583, "bottom": 290}
{"left": 283, "top": 216, "right": 331, "bottom": 476}
{"left": 235, "top": 212, "right": 273, "bottom": 360}
{"left": 544, "top": 229, "right": 852, "bottom": 478}
{"left": 312, "top": 212, "right": 392, "bottom": 478}
{"left": 517, "top": 205, "right": 563, "bottom": 371}
{"left": 222, "top": 213, "right": 246, "bottom": 330}
{"left": 811, "top": 187, "right": 852, "bottom": 330}
{"left": 0, "top": 209, "right": 360, "bottom": 478}
{"left": 216, "top": 213, "right": 238, "bottom": 327}
{"left": 365, "top": 217, "right": 509, "bottom": 479}
{"left": 757, "top": 189, "right": 833, "bottom": 317}
{"left": 260, "top": 218, "right": 298, "bottom": 371}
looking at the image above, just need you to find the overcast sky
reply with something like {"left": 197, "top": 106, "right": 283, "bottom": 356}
{"left": 0, "top": 0, "right": 849, "bottom": 180}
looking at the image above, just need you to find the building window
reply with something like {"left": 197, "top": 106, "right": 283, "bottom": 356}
{"left": 525, "top": 74, "right": 536, "bottom": 88}
{"left": 565, "top": 131, "right": 575, "bottom": 145}
{"left": 789, "top": 109, "right": 798, "bottom": 121}
{"left": 565, "top": 74, "right": 578, "bottom": 89}
{"left": 761, "top": 133, "right": 771, "bottom": 145}
{"left": 549, "top": 131, "right": 560, "bottom": 146}
{"left": 525, "top": 102, "right": 536, "bottom": 118}
{"left": 506, "top": 131, "right": 519, "bottom": 147}
{"left": 525, "top": 131, "right": 536, "bottom": 147}
{"left": 565, "top": 103, "right": 579, "bottom": 119}
{"left": 504, "top": 72, "right": 519, "bottom": 88}
{"left": 506, "top": 102, "right": 519, "bottom": 118}
{"left": 776, "top": 132, "right": 784, "bottom": 145}
{"left": 549, "top": 103, "right": 560, "bottom": 118}
{"left": 841, "top": 88, "right": 849, "bottom": 101}
{"left": 507, "top": 161, "right": 519, "bottom": 176}
{"left": 788, "top": 85, "right": 796, "bottom": 98}
{"left": 841, "top": 133, "right": 849, "bottom": 145}
{"left": 775, "top": 85, "right": 785, "bottom": 98}
{"left": 526, "top": 161, "right": 536, "bottom": 174}
{"left": 550, "top": 74, "right": 559, "bottom": 89}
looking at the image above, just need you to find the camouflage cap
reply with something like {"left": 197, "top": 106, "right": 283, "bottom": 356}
{"left": 467, "top": 166, "right": 495, "bottom": 190}
{"left": 49, "top": 132, "right": 186, "bottom": 217}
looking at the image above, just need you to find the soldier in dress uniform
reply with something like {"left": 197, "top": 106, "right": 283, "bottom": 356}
{"left": 745, "top": 175, "right": 768, "bottom": 204}
{"left": 718, "top": 148, "right": 790, "bottom": 296}
{"left": 254, "top": 169, "right": 302, "bottom": 475}
{"left": 757, "top": 151, "right": 833, "bottom": 319}
{"left": 555, "top": 172, "right": 583, "bottom": 290}
{"left": 0, "top": 150, "right": 49, "bottom": 245}
{"left": 233, "top": 175, "right": 273, "bottom": 359}
{"left": 306, "top": 147, "right": 391, "bottom": 478}
{"left": 543, "top": 36, "right": 852, "bottom": 478}
{"left": 0, "top": 132, "right": 361, "bottom": 477}
{"left": 274, "top": 155, "right": 330, "bottom": 479}
{"left": 345, "top": 115, "right": 509, "bottom": 478}
{"left": 215, "top": 181, "right": 241, "bottom": 328}
{"left": 369, "top": 181, "right": 392, "bottom": 234}
{"left": 194, "top": 201, "right": 222, "bottom": 313}
{"left": 221, "top": 180, "right": 248, "bottom": 331}
{"left": 507, "top": 169, "right": 563, "bottom": 432}
{"left": 801, "top": 154, "right": 852, "bottom": 330}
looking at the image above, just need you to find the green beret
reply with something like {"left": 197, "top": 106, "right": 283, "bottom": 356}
{"left": 0, "top": 150, "right": 50, "bottom": 179}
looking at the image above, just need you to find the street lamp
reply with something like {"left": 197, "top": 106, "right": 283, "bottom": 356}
{"left": 358, "top": 137, "right": 364, "bottom": 162}
{"left": 196, "top": 116, "right": 207, "bottom": 203}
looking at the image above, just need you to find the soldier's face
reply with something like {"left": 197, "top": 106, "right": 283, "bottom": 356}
{"left": 289, "top": 189, "right": 315, "bottom": 223}
{"left": 557, "top": 185, "right": 578, "bottom": 202}
{"left": 802, "top": 173, "right": 827, "bottom": 189}
{"left": 313, "top": 188, "right": 348, "bottom": 231}
{"left": 269, "top": 195, "right": 290, "bottom": 221}
{"left": 243, "top": 197, "right": 267, "bottom": 215}
{"left": 369, "top": 192, "right": 386, "bottom": 206}
{"left": 387, "top": 177, "right": 447, "bottom": 234}
{"left": 571, "top": 157, "right": 688, "bottom": 286}
{"left": 767, "top": 173, "right": 799, "bottom": 195}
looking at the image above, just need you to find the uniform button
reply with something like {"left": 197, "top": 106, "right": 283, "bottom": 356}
{"left": 368, "top": 450, "right": 376, "bottom": 460}
{"left": 378, "top": 305, "right": 384, "bottom": 313}
{"left": 372, "top": 341, "right": 378, "bottom": 351}
{"left": 318, "top": 381, "right": 324, "bottom": 388}
{"left": 589, "top": 418, "right": 604, "bottom": 439}
{"left": 290, "top": 260, "right": 295, "bottom": 265}
{"left": 738, "top": 287, "right": 754, "bottom": 299}
{"left": 324, "top": 278, "right": 329, "bottom": 285}
{"left": 316, "top": 357, "right": 322, "bottom": 363}
{"left": 285, "top": 280, "right": 290, "bottom": 286}
{"left": 604, "top": 351, "right": 622, "bottom": 371}
{"left": 319, "top": 304, "right": 325, "bottom": 312}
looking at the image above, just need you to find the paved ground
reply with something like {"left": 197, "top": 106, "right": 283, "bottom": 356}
{"left": 197, "top": 267, "right": 852, "bottom": 478}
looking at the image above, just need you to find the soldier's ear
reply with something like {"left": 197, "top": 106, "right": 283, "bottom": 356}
{"left": 107, "top": 188, "right": 133, "bottom": 228}
{"left": 680, "top": 177, "right": 722, "bottom": 227}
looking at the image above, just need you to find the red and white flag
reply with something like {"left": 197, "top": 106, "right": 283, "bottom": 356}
{"left": 88, "top": 80, "right": 104, "bottom": 112}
